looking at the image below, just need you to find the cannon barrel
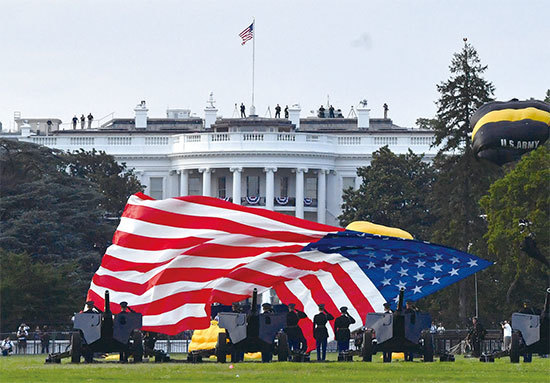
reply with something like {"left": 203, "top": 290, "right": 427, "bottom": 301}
{"left": 396, "top": 288, "right": 405, "bottom": 312}
{"left": 251, "top": 288, "right": 258, "bottom": 315}
{"left": 104, "top": 290, "right": 112, "bottom": 314}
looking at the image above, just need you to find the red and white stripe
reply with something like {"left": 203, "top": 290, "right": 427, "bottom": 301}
{"left": 87, "top": 193, "right": 385, "bottom": 343}
{"left": 239, "top": 23, "right": 254, "bottom": 45}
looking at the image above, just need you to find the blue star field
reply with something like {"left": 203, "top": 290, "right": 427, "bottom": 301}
{"left": 302, "top": 230, "right": 493, "bottom": 310}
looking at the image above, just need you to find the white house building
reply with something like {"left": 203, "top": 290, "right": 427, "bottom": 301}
{"left": 7, "top": 97, "right": 438, "bottom": 227}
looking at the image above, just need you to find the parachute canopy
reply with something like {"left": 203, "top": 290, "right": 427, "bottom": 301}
{"left": 345, "top": 220, "right": 413, "bottom": 239}
{"left": 471, "top": 99, "right": 550, "bottom": 166}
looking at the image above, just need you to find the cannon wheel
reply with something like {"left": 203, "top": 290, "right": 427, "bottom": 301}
{"left": 362, "top": 330, "right": 374, "bottom": 362}
{"left": 277, "top": 332, "right": 289, "bottom": 362}
{"left": 216, "top": 333, "right": 227, "bottom": 363}
{"left": 510, "top": 332, "right": 520, "bottom": 363}
{"left": 70, "top": 332, "right": 82, "bottom": 363}
{"left": 132, "top": 331, "right": 143, "bottom": 363}
{"left": 422, "top": 332, "right": 434, "bottom": 362}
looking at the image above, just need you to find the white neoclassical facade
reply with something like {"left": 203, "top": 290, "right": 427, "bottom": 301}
{"left": 7, "top": 98, "right": 439, "bottom": 227}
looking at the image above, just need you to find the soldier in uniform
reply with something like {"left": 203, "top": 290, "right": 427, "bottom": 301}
{"left": 382, "top": 303, "right": 393, "bottom": 362}
{"left": 275, "top": 104, "right": 281, "bottom": 118}
{"left": 334, "top": 306, "right": 356, "bottom": 353}
{"left": 467, "top": 317, "right": 486, "bottom": 357}
{"left": 313, "top": 304, "right": 334, "bottom": 361}
{"left": 83, "top": 300, "right": 102, "bottom": 313}
{"left": 519, "top": 300, "right": 537, "bottom": 362}
{"left": 285, "top": 303, "right": 307, "bottom": 354}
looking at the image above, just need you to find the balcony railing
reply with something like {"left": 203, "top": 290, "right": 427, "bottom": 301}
{"left": 20, "top": 132, "right": 439, "bottom": 157}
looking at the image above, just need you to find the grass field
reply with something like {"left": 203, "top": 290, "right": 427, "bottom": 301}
{"left": 1, "top": 353, "right": 549, "bottom": 382}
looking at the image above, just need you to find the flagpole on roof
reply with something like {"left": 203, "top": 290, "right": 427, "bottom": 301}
{"left": 251, "top": 18, "right": 256, "bottom": 116}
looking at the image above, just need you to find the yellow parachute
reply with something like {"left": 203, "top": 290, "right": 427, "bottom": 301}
{"left": 346, "top": 221, "right": 413, "bottom": 239}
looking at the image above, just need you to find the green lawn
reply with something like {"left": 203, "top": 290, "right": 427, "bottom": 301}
{"left": 1, "top": 353, "right": 549, "bottom": 382}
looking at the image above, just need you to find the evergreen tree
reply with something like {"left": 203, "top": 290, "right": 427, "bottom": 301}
{"left": 339, "top": 146, "right": 436, "bottom": 240}
{"left": 421, "top": 40, "right": 501, "bottom": 324}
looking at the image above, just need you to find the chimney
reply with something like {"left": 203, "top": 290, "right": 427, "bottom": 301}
{"left": 21, "top": 120, "right": 32, "bottom": 137}
{"left": 288, "top": 104, "right": 301, "bottom": 130}
{"left": 134, "top": 100, "right": 148, "bottom": 129}
{"left": 204, "top": 92, "right": 218, "bottom": 130}
{"left": 357, "top": 99, "right": 370, "bottom": 129}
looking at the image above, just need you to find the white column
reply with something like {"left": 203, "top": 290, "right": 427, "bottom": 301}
{"left": 295, "top": 168, "right": 307, "bottom": 219}
{"left": 231, "top": 167, "right": 242, "bottom": 205}
{"left": 355, "top": 176, "right": 361, "bottom": 190}
{"left": 179, "top": 169, "right": 188, "bottom": 196}
{"left": 199, "top": 168, "right": 211, "bottom": 197}
{"left": 317, "top": 169, "right": 328, "bottom": 224}
{"left": 264, "top": 167, "right": 276, "bottom": 210}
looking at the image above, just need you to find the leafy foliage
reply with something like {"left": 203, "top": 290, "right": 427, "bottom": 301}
{"left": 0, "top": 251, "right": 81, "bottom": 329}
{"left": 64, "top": 149, "right": 143, "bottom": 217}
{"left": 339, "top": 146, "right": 436, "bottom": 240}
{"left": 0, "top": 139, "right": 143, "bottom": 331}
{"left": 479, "top": 146, "right": 550, "bottom": 314}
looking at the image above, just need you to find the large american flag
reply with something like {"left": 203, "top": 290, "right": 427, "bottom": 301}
{"left": 87, "top": 193, "right": 491, "bottom": 344}
{"left": 239, "top": 22, "right": 254, "bottom": 45}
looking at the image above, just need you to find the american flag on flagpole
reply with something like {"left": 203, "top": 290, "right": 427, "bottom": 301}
{"left": 87, "top": 193, "right": 492, "bottom": 346}
{"left": 239, "top": 22, "right": 254, "bottom": 45}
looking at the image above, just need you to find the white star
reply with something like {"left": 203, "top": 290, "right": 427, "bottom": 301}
{"left": 449, "top": 268, "right": 459, "bottom": 276}
{"left": 450, "top": 257, "right": 460, "bottom": 264}
{"left": 381, "top": 277, "right": 391, "bottom": 286}
{"left": 467, "top": 259, "right": 478, "bottom": 267}
{"left": 366, "top": 252, "right": 376, "bottom": 258}
{"left": 434, "top": 254, "right": 443, "bottom": 261}
{"left": 394, "top": 295, "right": 400, "bottom": 303}
{"left": 415, "top": 260, "right": 426, "bottom": 268}
{"left": 396, "top": 280, "right": 407, "bottom": 289}
{"left": 414, "top": 272, "right": 425, "bottom": 281}
{"left": 430, "top": 277, "right": 440, "bottom": 285}
{"left": 418, "top": 252, "right": 427, "bottom": 257}
{"left": 432, "top": 263, "right": 443, "bottom": 272}
{"left": 367, "top": 261, "right": 376, "bottom": 269}
{"left": 382, "top": 263, "right": 392, "bottom": 273}
{"left": 384, "top": 254, "right": 393, "bottom": 261}
{"left": 398, "top": 267, "right": 409, "bottom": 277}
{"left": 400, "top": 257, "right": 409, "bottom": 263}
{"left": 412, "top": 285, "right": 423, "bottom": 294}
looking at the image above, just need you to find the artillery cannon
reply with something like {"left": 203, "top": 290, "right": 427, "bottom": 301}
{"left": 361, "top": 288, "right": 434, "bottom": 362}
{"left": 510, "top": 288, "right": 550, "bottom": 363}
{"left": 215, "top": 288, "right": 288, "bottom": 363}
{"left": 46, "top": 291, "right": 143, "bottom": 363}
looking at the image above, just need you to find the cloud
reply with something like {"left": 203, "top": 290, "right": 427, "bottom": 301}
{"left": 351, "top": 33, "right": 373, "bottom": 50}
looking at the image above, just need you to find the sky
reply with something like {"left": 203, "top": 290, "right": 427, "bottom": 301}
{"left": 1, "top": 0, "right": 549, "bottom": 131}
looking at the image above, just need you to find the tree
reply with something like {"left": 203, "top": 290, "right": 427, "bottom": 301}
{"left": 545, "top": 89, "right": 550, "bottom": 103}
{"left": 339, "top": 146, "right": 436, "bottom": 240}
{"left": 420, "top": 40, "right": 501, "bottom": 324}
{"left": 0, "top": 251, "right": 81, "bottom": 331}
{"left": 479, "top": 146, "right": 549, "bottom": 317}
{"left": 0, "top": 139, "right": 143, "bottom": 331}
{"left": 64, "top": 149, "right": 143, "bottom": 217}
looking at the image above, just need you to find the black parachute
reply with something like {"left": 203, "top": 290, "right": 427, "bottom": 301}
{"left": 471, "top": 99, "right": 550, "bottom": 165}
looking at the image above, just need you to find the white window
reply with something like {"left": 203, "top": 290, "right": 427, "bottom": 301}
{"left": 342, "top": 177, "right": 355, "bottom": 190}
{"left": 189, "top": 177, "right": 201, "bottom": 195}
{"left": 280, "top": 177, "right": 289, "bottom": 197}
{"left": 247, "top": 176, "right": 260, "bottom": 197}
{"left": 149, "top": 177, "right": 163, "bottom": 199}
{"left": 218, "top": 177, "right": 226, "bottom": 198}
{"left": 305, "top": 177, "right": 317, "bottom": 199}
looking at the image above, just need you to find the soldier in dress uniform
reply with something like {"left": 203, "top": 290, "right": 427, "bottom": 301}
{"left": 313, "top": 304, "right": 334, "bottom": 361}
{"left": 467, "top": 317, "right": 486, "bottom": 357}
{"left": 285, "top": 303, "right": 308, "bottom": 354}
{"left": 382, "top": 302, "right": 393, "bottom": 362}
{"left": 334, "top": 306, "right": 356, "bottom": 353}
